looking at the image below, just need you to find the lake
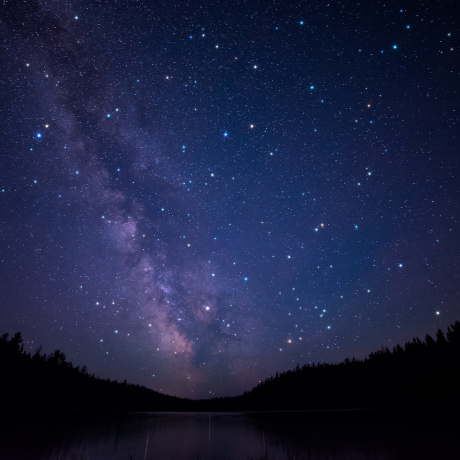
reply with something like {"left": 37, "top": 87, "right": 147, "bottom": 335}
{"left": 0, "top": 409, "right": 456, "bottom": 460}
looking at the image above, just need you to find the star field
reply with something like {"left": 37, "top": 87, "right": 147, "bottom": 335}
{"left": 1, "top": 0, "right": 459, "bottom": 398}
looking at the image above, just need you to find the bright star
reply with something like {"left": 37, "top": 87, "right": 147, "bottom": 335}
{"left": 35, "top": 132, "right": 42, "bottom": 139}
{"left": 393, "top": 44, "right": 398, "bottom": 50}
{"left": 300, "top": 21, "right": 304, "bottom": 25}
{"left": 223, "top": 132, "right": 228, "bottom": 137}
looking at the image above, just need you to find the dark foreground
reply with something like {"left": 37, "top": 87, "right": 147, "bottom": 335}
{"left": 0, "top": 407, "right": 457, "bottom": 460}
{"left": 2, "top": 322, "right": 460, "bottom": 414}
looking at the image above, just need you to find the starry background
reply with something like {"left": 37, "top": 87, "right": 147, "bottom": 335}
{"left": 1, "top": 0, "right": 459, "bottom": 398}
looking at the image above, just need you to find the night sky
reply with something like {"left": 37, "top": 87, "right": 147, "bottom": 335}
{"left": 1, "top": 0, "right": 459, "bottom": 399}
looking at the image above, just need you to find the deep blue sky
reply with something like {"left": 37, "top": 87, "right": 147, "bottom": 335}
{"left": 1, "top": 0, "right": 459, "bottom": 398}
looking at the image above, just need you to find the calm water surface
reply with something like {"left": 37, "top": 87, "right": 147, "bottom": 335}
{"left": 0, "top": 410, "right": 455, "bottom": 460}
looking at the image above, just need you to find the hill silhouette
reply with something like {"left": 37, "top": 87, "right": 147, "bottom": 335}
{"left": 229, "top": 321, "right": 460, "bottom": 411}
{"left": 1, "top": 322, "right": 459, "bottom": 414}
{"left": 0, "top": 331, "right": 192, "bottom": 414}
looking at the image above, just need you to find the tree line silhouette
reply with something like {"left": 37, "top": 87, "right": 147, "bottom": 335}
{"left": 0, "top": 332, "right": 189, "bottom": 414}
{"left": 227, "top": 322, "right": 460, "bottom": 411}
{"left": 1, "top": 322, "right": 459, "bottom": 414}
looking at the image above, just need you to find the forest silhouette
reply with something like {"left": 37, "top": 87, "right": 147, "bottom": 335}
{"left": 1, "top": 322, "right": 459, "bottom": 414}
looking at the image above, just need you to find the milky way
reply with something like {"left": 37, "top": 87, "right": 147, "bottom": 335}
{"left": 1, "top": 0, "right": 459, "bottom": 398}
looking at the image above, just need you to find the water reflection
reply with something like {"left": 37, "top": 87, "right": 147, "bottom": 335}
{"left": 0, "top": 410, "right": 456, "bottom": 460}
